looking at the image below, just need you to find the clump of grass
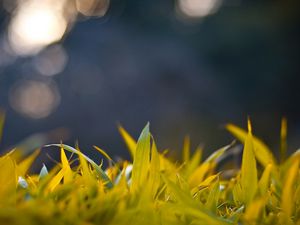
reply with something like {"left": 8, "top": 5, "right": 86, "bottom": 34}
{"left": 0, "top": 117, "right": 299, "bottom": 225}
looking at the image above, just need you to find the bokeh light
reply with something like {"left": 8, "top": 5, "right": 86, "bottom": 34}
{"left": 176, "top": 0, "right": 222, "bottom": 18}
{"left": 8, "top": 0, "right": 68, "bottom": 56}
{"left": 33, "top": 45, "right": 68, "bottom": 76}
{"left": 9, "top": 80, "right": 61, "bottom": 119}
{"left": 75, "top": 0, "right": 110, "bottom": 17}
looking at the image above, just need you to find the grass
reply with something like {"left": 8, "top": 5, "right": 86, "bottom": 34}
{"left": 0, "top": 115, "right": 299, "bottom": 225}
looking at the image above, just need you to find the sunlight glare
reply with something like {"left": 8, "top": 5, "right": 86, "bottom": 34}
{"left": 177, "top": 0, "right": 222, "bottom": 18}
{"left": 8, "top": 0, "right": 68, "bottom": 56}
{"left": 9, "top": 80, "right": 61, "bottom": 119}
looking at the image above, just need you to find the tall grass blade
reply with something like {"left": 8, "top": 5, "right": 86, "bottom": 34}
{"left": 280, "top": 118, "right": 287, "bottom": 163}
{"left": 241, "top": 120, "right": 258, "bottom": 206}
{"left": 226, "top": 123, "right": 276, "bottom": 166}
{"left": 131, "top": 123, "right": 151, "bottom": 192}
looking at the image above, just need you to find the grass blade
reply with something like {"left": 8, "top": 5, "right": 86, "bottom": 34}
{"left": 241, "top": 120, "right": 258, "bottom": 206}
{"left": 118, "top": 125, "right": 137, "bottom": 158}
{"left": 131, "top": 123, "right": 151, "bottom": 192}
{"left": 45, "top": 144, "right": 113, "bottom": 189}
{"left": 226, "top": 123, "right": 276, "bottom": 166}
{"left": 281, "top": 155, "right": 300, "bottom": 218}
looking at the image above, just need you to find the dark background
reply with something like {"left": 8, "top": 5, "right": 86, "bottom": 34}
{"left": 0, "top": 0, "right": 299, "bottom": 164}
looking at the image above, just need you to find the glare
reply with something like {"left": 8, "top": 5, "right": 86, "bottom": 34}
{"left": 177, "top": 0, "right": 222, "bottom": 18}
{"left": 8, "top": 0, "right": 68, "bottom": 56}
{"left": 33, "top": 45, "right": 68, "bottom": 76}
{"left": 75, "top": 0, "right": 110, "bottom": 17}
{"left": 9, "top": 80, "right": 60, "bottom": 119}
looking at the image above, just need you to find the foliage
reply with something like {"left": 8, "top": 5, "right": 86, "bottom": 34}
{"left": 0, "top": 117, "right": 299, "bottom": 225}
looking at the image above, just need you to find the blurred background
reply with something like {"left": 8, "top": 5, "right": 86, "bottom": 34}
{"left": 0, "top": 0, "right": 300, "bottom": 163}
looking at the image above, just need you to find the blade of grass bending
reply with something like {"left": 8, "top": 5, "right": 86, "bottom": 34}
{"left": 93, "top": 145, "right": 115, "bottom": 166}
{"left": 45, "top": 144, "right": 113, "bottom": 189}
{"left": 188, "top": 143, "right": 232, "bottom": 188}
{"left": 205, "top": 141, "right": 235, "bottom": 163}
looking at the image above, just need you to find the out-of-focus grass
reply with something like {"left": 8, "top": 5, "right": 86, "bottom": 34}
{"left": 0, "top": 114, "right": 299, "bottom": 225}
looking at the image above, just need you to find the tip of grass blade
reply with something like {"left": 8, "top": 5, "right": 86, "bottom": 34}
{"left": 93, "top": 145, "right": 114, "bottom": 165}
{"left": 118, "top": 124, "right": 137, "bottom": 158}
{"left": 280, "top": 117, "right": 287, "bottom": 162}
{"left": 39, "top": 163, "right": 49, "bottom": 179}
{"left": 247, "top": 116, "right": 252, "bottom": 133}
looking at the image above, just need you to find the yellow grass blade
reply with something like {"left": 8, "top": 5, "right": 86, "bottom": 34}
{"left": 204, "top": 143, "right": 233, "bottom": 163}
{"left": 188, "top": 144, "right": 230, "bottom": 188}
{"left": 46, "top": 144, "right": 113, "bottom": 188}
{"left": 93, "top": 145, "right": 113, "bottom": 162}
{"left": 77, "top": 145, "right": 94, "bottom": 185}
{"left": 226, "top": 123, "right": 276, "bottom": 166}
{"left": 258, "top": 163, "right": 273, "bottom": 195}
{"left": 60, "top": 146, "right": 73, "bottom": 183}
{"left": 131, "top": 123, "right": 151, "bottom": 192}
{"left": 184, "top": 147, "right": 202, "bottom": 177}
{"left": 118, "top": 125, "right": 137, "bottom": 158}
{"left": 280, "top": 118, "right": 287, "bottom": 162}
{"left": 149, "top": 138, "right": 160, "bottom": 199}
{"left": 241, "top": 120, "right": 258, "bottom": 206}
{"left": 163, "top": 175, "right": 231, "bottom": 225}
{"left": 17, "top": 149, "right": 40, "bottom": 177}
{"left": 232, "top": 179, "right": 243, "bottom": 205}
{"left": 182, "top": 135, "right": 190, "bottom": 163}
{"left": 281, "top": 154, "right": 300, "bottom": 218}
{"left": 188, "top": 162, "right": 211, "bottom": 188}
{"left": 198, "top": 174, "right": 219, "bottom": 187}
{"left": 0, "top": 155, "right": 16, "bottom": 200}
{"left": 243, "top": 197, "right": 266, "bottom": 223}
{"left": 47, "top": 169, "right": 64, "bottom": 192}
{"left": 205, "top": 179, "right": 220, "bottom": 212}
